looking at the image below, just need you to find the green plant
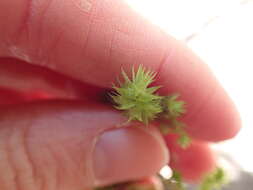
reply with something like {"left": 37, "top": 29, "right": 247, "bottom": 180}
{"left": 102, "top": 65, "right": 227, "bottom": 190}
{"left": 111, "top": 65, "right": 191, "bottom": 147}
{"left": 199, "top": 168, "right": 227, "bottom": 190}
{"left": 111, "top": 65, "right": 162, "bottom": 125}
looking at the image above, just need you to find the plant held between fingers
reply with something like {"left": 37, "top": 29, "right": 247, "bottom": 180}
{"left": 111, "top": 65, "right": 190, "bottom": 147}
{"left": 96, "top": 65, "right": 227, "bottom": 190}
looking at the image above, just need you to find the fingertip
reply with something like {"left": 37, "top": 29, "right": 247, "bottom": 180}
{"left": 185, "top": 87, "right": 241, "bottom": 142}
{"left": 155, "top": 42, "right": 241, "bottom": 142}
{"left": 164, "top": 134, "right": 216, "bottom": 182}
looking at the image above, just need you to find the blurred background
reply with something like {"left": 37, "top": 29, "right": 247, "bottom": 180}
{"left": 125, "top": 0, "right": 253, "bottom": 189}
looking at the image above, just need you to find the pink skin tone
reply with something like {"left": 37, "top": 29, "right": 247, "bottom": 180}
{"left": 164, "top": 134, "right": 217, "bottom": 182}
{"left": 0, "top": 0, "right": 241, "bottom": 190}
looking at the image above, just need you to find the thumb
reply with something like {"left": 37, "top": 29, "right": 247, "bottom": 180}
{"left": 0, "top": 100, "right": 168, "bottom": 190}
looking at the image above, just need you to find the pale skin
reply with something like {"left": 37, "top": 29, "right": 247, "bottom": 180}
{"left": 0, "top": 0, "right": 241, "bottom": 190}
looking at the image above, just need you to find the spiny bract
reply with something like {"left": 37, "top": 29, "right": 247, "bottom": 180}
{"left": 111, "top": 65, "right": 162, "bottom": 124}
{"left": 162, "top": 94, "right": 186, "bottom": 118}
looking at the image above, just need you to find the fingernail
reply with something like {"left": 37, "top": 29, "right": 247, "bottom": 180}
{"left": 92, "top": 127, "right": 169, "bottom": 186}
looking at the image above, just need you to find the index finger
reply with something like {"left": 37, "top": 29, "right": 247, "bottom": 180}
{"left": 0, "top": 0, "right": 241, "bottom": 141}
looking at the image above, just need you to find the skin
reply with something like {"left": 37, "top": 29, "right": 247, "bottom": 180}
{"left": 0, "top": 0, "right": 241, "bottom": 190}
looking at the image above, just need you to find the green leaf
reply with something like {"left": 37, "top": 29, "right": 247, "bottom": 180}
{"left": 161, "top": 118, "right": 191, "bottom": 148}
{"left": 199, "top": 168, "right": 227, "bottom": 190}
{"left": 159, "top": 170, "right": 186, "bottom": 190}
{"left": 173, "top": 123, "right": 191, "bottom": 148}
{"left": 177, "top": 131, "right": 191, "bottom": 148}
{"left": 171, "top": 170, "right": 186, "bottom": 190}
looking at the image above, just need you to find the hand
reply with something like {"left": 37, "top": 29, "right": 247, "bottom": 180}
{"left": 0, "top": 0, "right": 241, "bottom": 190}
